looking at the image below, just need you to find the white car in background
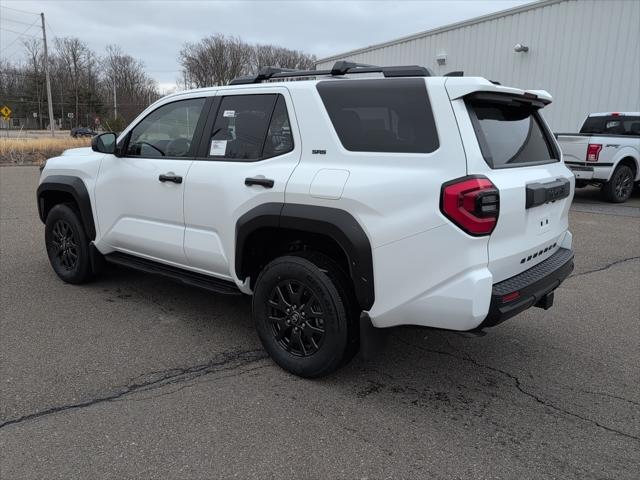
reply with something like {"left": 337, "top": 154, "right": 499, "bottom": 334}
{"left": 557, "top": 112, "right": 640, "bottom": 203}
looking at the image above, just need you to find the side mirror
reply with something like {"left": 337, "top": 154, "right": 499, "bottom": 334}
{"left": 91, "top": 132, "right": 117, "bottom": 154}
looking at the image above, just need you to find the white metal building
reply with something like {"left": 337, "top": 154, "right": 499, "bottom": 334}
{"left": 315, "top": 0, "right": 640, "bottom": 131}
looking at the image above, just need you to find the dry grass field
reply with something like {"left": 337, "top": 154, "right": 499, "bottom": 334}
{"left": 0, "top": 137, "right": 91, "bottom": 165}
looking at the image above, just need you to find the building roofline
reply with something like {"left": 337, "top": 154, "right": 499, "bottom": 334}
{"left": 315, "top": 0, "right": 564, "bottom": 65}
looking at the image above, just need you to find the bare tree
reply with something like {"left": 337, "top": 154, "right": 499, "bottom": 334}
{"left": 103, "top": 45, "right": 159, "bottom": 125}
{"left": 179, "top": 34, "right": 316, "bottom": 88}
{"left": 55, "top": 37, "right": 90, "bottom": 128}
{"left": 22, "top": 38, "right": 46, "bottom": 128}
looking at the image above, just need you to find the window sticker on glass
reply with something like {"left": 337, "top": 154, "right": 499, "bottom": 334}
{"left": 223, "top": 110, "right": 236, "bottom": 118}
{"left": 210, "top": 139, "right": 227, "bottom": 156}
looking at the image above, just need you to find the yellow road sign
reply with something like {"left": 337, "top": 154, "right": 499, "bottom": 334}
{"left": 0, "top": 105, "right": 12, "bottom": 119}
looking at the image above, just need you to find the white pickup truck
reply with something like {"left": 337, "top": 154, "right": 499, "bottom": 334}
{"left": 557, "top": 112, "right": 640, "bottom": 203}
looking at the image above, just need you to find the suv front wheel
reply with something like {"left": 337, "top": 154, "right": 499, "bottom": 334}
{"left": 45, "top": 203, "right": 93, "bottom": 284}
{"left": 252, "top": 253, "right": 358, "bottom": 378}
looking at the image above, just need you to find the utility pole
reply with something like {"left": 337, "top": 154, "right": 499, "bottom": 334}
{"left": 40, "top": 13, "right": 55, "bottom": 137}
{"left": 113, "top": 81, "right": 117, "bottom": 119}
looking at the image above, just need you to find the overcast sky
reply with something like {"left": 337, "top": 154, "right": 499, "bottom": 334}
{"left": 1, "top": 0, "right": 532, "bottom": 90}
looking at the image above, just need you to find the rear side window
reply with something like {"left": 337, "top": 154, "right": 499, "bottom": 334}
{"left": 580, "top": 115, "right": 640, "bottom": 136}
{"left": 317, "top": 78, "right": 439, "bottom": 153}
{"left": 467, "top": 100, "right": 558, "bottom": 168}
{"left": 207, "top": 94, "right": 293, "bottom": 161}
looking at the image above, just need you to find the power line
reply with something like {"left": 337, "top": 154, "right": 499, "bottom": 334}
{"left": 0, "top": 5, "right": 40, "bottom": 16}
{"left": 0, "top": 26, "right": 40, "bottom": 38}
{"left": 2, "top": 17, "right": 36, "bottom": 27}
{"left": 44, "top": 19, "right": 59, "bottom": 40}
{"left": 0, "top": 19, "right": 40, "bottom": 53}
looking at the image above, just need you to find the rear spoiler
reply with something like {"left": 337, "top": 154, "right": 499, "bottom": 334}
{"left": 465, "top": 91, "right": 551, "bottom": 109}
{"left": 445, "top": 78, "right": 552, "bottom": 107}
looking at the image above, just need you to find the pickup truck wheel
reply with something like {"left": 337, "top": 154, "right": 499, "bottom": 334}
{"left": 252, "top": 254, "right": 356, "bottom": 378}
{"left": 45, "top": 203, "right": 92, "bottom": 284}
{"left": 602, "top": 165, "right": 634, "bottom": 203}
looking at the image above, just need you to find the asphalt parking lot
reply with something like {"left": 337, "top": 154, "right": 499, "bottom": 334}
{"left": 1, "top": 166, "right": 639, "bottom": 479}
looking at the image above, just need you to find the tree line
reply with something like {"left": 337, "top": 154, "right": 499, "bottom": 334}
{"left": 179, "top": 34, "right": 316, "bottom": 88}
{"left": 1, "top": 39, "right": 158, "bottom": 131}
{"left": 0, "top": 33, "right": 316, "bottom": 130}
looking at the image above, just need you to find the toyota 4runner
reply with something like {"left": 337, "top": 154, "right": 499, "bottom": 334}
{"left": 37, "top": 62, "right": 575, "bottom": 377}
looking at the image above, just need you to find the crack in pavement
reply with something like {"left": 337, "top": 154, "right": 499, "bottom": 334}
{"left": 0, "top": 349, "right": 268, "bottom": 430}
{"left": 392, "top": 334, "right": 640, "bottom": 442}
{"left": 116, "top": 364, "right": 271, "bottom": 404}
{"left": 572, "top": 389, "right": 640, "bottom": 407}
{"left": 568, "top": 256, "right": 640, "bottom": 279}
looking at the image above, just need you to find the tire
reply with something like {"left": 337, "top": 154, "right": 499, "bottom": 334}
{"left": 45, "top": 203, "right": 93, "bottom": 284}
{"left": 575, "top": 180, "right": 588, "bottom": 188}
{"left": 602, "top": 164, "right": 635, "bottom": 203}
{"left": 252, "top": 253, "right": 358, "bottom": 378}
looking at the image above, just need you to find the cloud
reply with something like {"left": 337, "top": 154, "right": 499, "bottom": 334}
{"left": 1, "top": 0, "right": 532, "bottom": 86}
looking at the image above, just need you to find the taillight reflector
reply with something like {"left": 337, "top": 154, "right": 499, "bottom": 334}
{"left": 502, "top": 291, "right": 521, "bottom": 303}
{"left": 440, "top": 176, "right": 499, "bottom": 236}
{"left": 586, "top": 143, "right": 602, "bottom": 162}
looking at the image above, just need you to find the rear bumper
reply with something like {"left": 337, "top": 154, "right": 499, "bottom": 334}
{"left": 565, "top": 162, "right": 613, "bottom": 181}
{"left": 479, "top": 247, "right": 574, "bottom": 328}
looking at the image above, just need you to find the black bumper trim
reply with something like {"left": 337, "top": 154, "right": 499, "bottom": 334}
{"left": 480, "top": 247, "right": 574, "bottom": 328}
{"left": 565, "top": 161, "right": 613, "bottom": 168}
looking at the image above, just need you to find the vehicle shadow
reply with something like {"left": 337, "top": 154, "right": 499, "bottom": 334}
{"left": 95, "top": 262, "right": 551, "bottom": 415}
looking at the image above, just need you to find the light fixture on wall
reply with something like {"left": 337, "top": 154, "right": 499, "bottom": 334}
{"left": 436, "top": 53, "right": 447, "bottom": 66}
{"left": 514, "top": 43, "right": 529, "bottom": 53}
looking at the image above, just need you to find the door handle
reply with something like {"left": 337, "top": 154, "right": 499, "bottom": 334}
{"left": 245, "top": 177, "right": 274, "bottom": 188}
{"left": 159, "top": 173, "right": 183, "bottom": 184}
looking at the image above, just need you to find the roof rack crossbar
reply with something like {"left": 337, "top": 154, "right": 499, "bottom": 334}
{"left": 228, "top": 60, "right": 432, "bottom": 85}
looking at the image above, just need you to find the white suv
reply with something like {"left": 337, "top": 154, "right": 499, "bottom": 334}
{"left": 37, "top": 62, "right": 575, "bottom": 377}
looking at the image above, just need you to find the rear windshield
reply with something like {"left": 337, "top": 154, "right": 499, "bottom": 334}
{"left": 317, "top": 78, "right": 439, "bottom": 154}
{"left": 467, "top": 100, "right": 558, "bottom": 168}
{"left": 580, "top": 115, "right": 640, "bottom": 136}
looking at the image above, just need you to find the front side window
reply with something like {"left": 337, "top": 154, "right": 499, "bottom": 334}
{"left": 317, "top": 78, "right": 439, "bottom": 154}
{"left": 467, "top": 100, "right": 558, "bottom": 168}
{"left": 126, "top": 98, "right": 206, "bottom": 158}
{"left": 207, "top": 94, "right": 293, "bottom": 161}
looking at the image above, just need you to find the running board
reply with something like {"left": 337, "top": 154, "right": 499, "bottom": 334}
{"left": 104, "top": 252, "right": 241, "bottom": 295}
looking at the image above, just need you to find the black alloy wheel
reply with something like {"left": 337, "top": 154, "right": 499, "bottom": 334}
{"left": 602, "top": 164, "right": 635, "bottom": 203}
{"left": 613, "top": 167, "right": 634, "bottom": 201}
{"left": 45, "top": 203, "right": 93, "bottom": 284}
{"left": 49, "top": 219, "right": 79, "bottom": 271}
{"left": 252, "top": 253, "right": 359, "bottom": 378}
{"left": 267, "top": 280, "right": 326, "bottom": 357}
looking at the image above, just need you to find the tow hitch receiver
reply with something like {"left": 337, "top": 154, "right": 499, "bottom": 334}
{"left": 535, "top": 291, "right": 554, "bottom": 310}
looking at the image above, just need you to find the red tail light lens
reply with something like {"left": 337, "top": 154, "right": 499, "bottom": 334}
{"left": 440, "top": 176, "right": 499, "bottom": 236}
{"left": 586, "top": 143, "right": 602, "bottom": 162}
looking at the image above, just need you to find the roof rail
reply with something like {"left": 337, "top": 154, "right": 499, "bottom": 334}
{"left": 444, "top": 71, "right": 464, "bottom": 77}
{"left": 228, "top": 60, "right": 432, "bottom": 85}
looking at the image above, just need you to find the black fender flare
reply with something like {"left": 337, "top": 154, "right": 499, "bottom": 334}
{"left": 236, "top": 203, "right": 374, "bottom": 310}
{"left": 37, "top": 175, "right": 96, "bottom": 240}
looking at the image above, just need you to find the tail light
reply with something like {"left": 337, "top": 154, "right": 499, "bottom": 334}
{"left": 440, "top": 176, "right": 499, "bottom": 236}
{"left": 586, "top": 143, "right": 602, "bottom": 162}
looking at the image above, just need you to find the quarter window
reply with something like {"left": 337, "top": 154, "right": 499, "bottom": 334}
{"left": 207, "top": 94, "right": 293, "bottom": 161}
{"left": 317, "top": 78, "right": 439, "bottom": 154}
{"left": 126, "top": 98, "right": 206, "bottom": 158}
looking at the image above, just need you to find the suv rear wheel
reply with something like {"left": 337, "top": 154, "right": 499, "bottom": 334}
{"left": 602, "top": 164, "right": 634, "bottom": 203}
{"left": 45, "top": 203, "right": 93, "bottom": 284}
{"left": 252, "top": 253, "right": 358, "bottom": 378}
